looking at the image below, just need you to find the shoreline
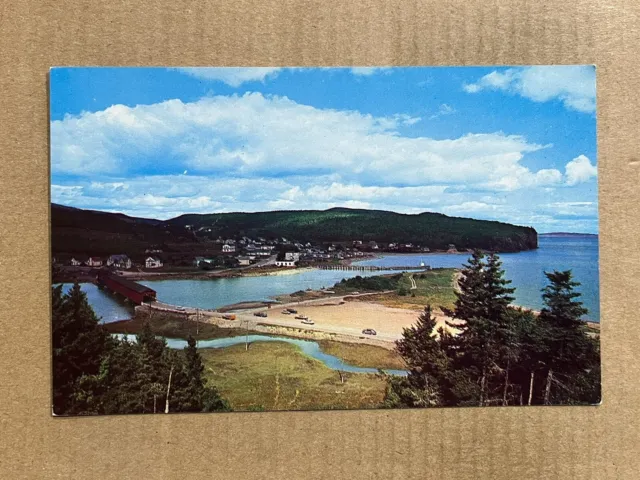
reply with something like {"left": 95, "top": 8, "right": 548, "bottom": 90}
{"left": 58, "top": 265, "right": 600, "bottom": 325}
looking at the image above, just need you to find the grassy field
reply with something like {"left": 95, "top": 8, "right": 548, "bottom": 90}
{"left": 318, "top": 340, "right": 405, "bottom": 370}
{"left": 347, "top": 268, "right": 458, "bottom": 311}
{"left": 103, "top": 311, "right": 247, "bottom": 340}
{"left": 201, "top": 341, "right": 389, "bottom": 411}
{"left": 105, "top": 310, "right": 405, "bottom": 368}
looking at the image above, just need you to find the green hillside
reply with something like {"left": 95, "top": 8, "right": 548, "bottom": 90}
{"left": 51, "top": 204, "right": 537, "bottom": 255}
{"left": 51, "top": 204, "right": 196, "bottom": 256}
{"left": 169, "top": 207, "right": 537, "bottom": 252}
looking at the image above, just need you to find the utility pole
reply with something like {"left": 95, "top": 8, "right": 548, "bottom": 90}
{"left": 196, "top": 308, "right": 200, "bottom": 336}
{"left": 245, "top": 319, "right": 249, "bottom": 351}
{"left": 165, "top": 365, "right": 174, "bottom": 414}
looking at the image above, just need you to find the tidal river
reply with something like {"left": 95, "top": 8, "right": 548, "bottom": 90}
{"left": 60, "top": 235, "right": 600, "bottom": 323}
{"left": 114, "top": 334, "right": 408, "bottom": 376}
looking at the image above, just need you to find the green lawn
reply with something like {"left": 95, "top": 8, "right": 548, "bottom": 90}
{"left": 348, "top": 268, "right": 458, "bottom": 311}
{"left": 201, "top": 342, "right": 389, "bottom": 411}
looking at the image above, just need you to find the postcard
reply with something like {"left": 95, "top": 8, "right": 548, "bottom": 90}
{"left": 50, "top": 66, "right": 599, "bottom": 415}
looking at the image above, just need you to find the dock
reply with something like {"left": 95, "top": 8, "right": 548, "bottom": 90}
{"left": 317, "top": 264, "right": 429, "bottom": 271}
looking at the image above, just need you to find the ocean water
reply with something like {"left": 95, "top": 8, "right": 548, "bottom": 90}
{"left": 58, "top": 282, "right": 134, "bottom": 323}
{"left": 357, "top": 236, "right": 600, "bottom": 321}
{"left": 138, "top": 268, "right": 417, "bottom": 314}
{"left": 60, "top": 235, "right": 600, "bottom": 323}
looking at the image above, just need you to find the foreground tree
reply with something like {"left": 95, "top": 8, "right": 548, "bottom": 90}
{"left": 384, "top": 306, "right": 448, "bottom": 407}
{"left": 171, "top": 336, "right": 230, "bottom": 413}
{"left": 442, "top": 251, "right": 517, "bottom": 406}
{"left": 52, "top": 283, "right": 230, "bottom": 415}
{"left": 385, "top": 256, "right": 601, "bottom": 408}
{"left": 52, "top": 283, "right": 112, "bottom": 414}
{"left": 538, "top": 271, "right": 600, "bottom": 405}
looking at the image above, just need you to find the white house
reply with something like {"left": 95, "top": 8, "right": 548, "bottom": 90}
{"left": 70, "top": 257, "right": 84, "bottom": 266}
{"left": 284, "top": 252, "right": 301, "bottom": 262}
{"left": 107, "top": 254, "right": 132, "bottom": 269}
{"left": 237, "top": 256, "right": 252, "bottom": 266}
{"left": 222, "top": 244, "right": 236, "bottom": 253}
{"left": 86, "top": 257, "right": 103, "bottom": 267}
{"left": 275, "top": 260, "right": 296, "bottom": 267}
{"left": 145, "top": 256, "right": 163, "bottom": 269}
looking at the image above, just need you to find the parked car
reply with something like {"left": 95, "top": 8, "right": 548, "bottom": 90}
{"left": 362, "top": 328, "right": 377, "bottom": 335}
{"left": 301, "top": 318, "right": 315, "bottom": 325}
{"left": 295, "top": 314, "right": 308, "bottom": 320}
{"left": 222, "top": 314, "right": 236, "bottom": 320}
{"left": 286, "top": 308, "right": 298, "bottom": 314}
{"left": 254, "top": 312, "right": 268, "bottom": 317}
{"left": 176, "top": 306, "right": 185, "bottom": 311}
{"left": 281, "top": 310, "right": 291, "bottom": 315}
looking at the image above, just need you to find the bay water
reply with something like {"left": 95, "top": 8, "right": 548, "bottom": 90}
{"left": 60, "top": 235, "right": 600, "bottom": 323}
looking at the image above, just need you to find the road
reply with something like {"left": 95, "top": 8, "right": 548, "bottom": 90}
{"left": 148, "top": 291, "right": 402, "bottom": 345}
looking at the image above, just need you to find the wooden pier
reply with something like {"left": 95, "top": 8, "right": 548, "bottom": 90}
{"left": 318, "top": 264, "right": 429, "bottom": 271}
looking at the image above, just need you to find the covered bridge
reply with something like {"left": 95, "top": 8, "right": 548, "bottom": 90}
{"left": 96, "top": 272, "right": 156, "bottom": 304}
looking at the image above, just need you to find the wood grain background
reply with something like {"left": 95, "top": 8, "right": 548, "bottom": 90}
{"left": 1, "top": 1, "right": 639, "bottom": 478}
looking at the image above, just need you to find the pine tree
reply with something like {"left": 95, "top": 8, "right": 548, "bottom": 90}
{"left": 52, "top": 288, "right": 231, "bottom": 415}
{"left": 538, "top": 270, "right": 599, "bottom": 405}
{"left": 385, "top": 306, "right": 449, "bottom": 407}
{"left": 442, "top": 250, "right": 487, "bottom": 327}
{"left": 52, "top": 283, "right": 112, "bottom": 415}
{"left": 172, "top": 336, "right": 231, "bottom": 412}
{"left": 507, "top": 308, "right": 547, "bottom": 405}
{"left": 177, "top": 336, "right": 206, "bottom": 411}
{"left": 442, "top": 251, "right": 517, "bottom": 406}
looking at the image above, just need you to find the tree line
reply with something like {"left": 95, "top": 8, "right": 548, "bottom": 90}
{"left": 52, "top": 283, "right": 230, "bottom": 415}
{"left": 385, "top": 251, "right": 600, "bottom": 407}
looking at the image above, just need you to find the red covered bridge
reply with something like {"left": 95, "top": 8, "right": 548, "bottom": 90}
{"left": 96, "top": 272, "right": 156, "bottom": 304}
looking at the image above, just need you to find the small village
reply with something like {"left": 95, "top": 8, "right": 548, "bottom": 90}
{"left": 53, "top": 235, "right": 454, "bottom": 274}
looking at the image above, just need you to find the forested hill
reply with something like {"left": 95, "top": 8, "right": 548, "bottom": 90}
{"left": 51, "top": 204, "right": 197, "bottom": 255}
{"left": 51, "top": 204, "right": 537, "bottom": 254}
{"left": 169, "top": 207, "right": 537, "bottom": 252}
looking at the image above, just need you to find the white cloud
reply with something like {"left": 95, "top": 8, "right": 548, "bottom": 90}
{"left": 51, "top": 185, "right": 83, "bottom": 200}
{"left": 429, "top": 104, "right": 456, "bottom": 120}
{"left": 463, "top": 66, "right": 596, "bottom": 113}
{"left": 51, "top": 92, "right": 597, "bottom": 231}
{"left": 565, "top": 155, "right": 597, "bottom": 186}
{"left": 174, "top": 67, "right": 282, "bottom": 87}
{"left": 51, "top": 93, "right": 558, "bottom": 191}
{"left": 544, "top": 201, "right": 597, "bottom": 217}
{"left": 350, "top": 67, "right": 391, "bottom": 76}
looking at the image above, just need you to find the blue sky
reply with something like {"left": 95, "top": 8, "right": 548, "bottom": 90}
{"left": 50, "top": 66, "right": 598, "bottom": 233}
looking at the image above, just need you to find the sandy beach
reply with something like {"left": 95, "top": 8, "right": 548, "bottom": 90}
{"left": 268, "top": 300, "right": 454, "bottom": 338}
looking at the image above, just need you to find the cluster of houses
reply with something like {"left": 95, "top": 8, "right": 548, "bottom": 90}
{"left": 56, "top": 236, "right": 441, "bottom": 272}
{"left": 58, "top": 253, "right": 163, "bottom": 270}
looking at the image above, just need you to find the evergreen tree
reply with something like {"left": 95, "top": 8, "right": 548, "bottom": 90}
{"left": 52, "top": 283, "right": 112, "bottom": 415}
{"left": 384, "top": 260, "right": 600, "bottom": 408}
{"left": 385, "top": 306, "right": 448, "bottom": 407}
{"left": 442, "top": 251, "right": 517, "bottom": 406}
{"left": 172, "top": 336, "right": 230, "bottom": 412}
{"left": 538, "top": 271, "right": 599, "bottom": 404}
{"left": 52, "top": 285, "right": 230, "bottom": 415}
{"left": 442, "top": 250, "right": 486, "bottom": 326}
{"left": 507, "top": 308, "right": 546, "bottom": 405}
